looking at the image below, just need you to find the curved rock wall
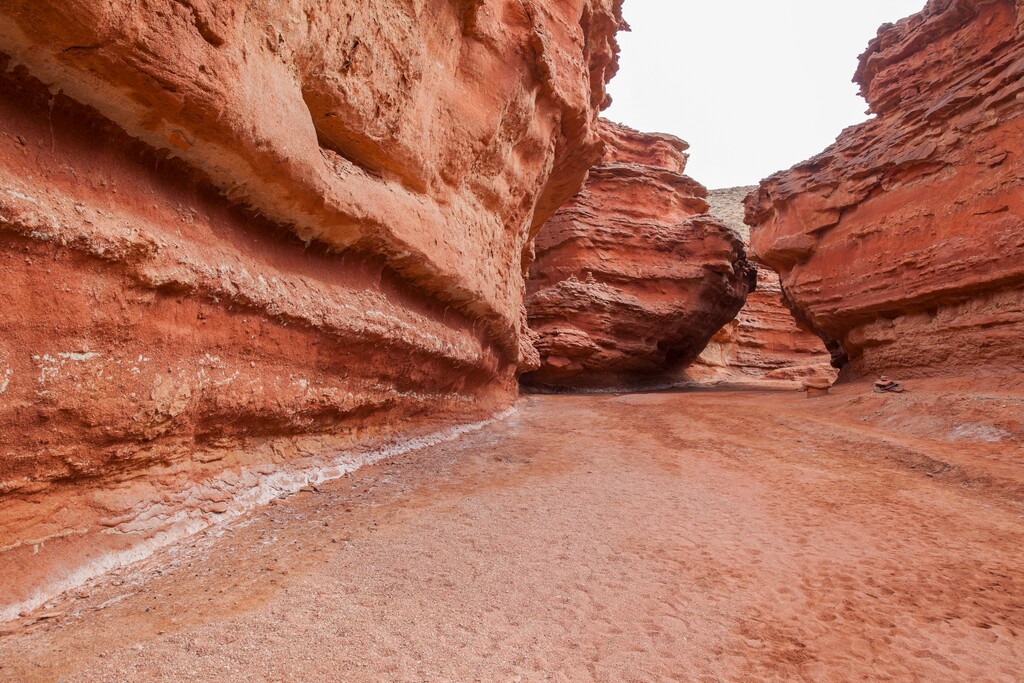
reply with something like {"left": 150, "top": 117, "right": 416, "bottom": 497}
{"left": 522, "top": 120, "right": 755, "bottom": 390}
{"left": 746, "top": 0, "right": 1024, "bottom": 380}
{"left": 0, "top": 0, "right": 624, "bottom": 616}
{"left": 684, "top": 187, "right": 837, "bottom": 389}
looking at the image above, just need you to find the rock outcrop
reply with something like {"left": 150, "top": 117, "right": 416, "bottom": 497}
{"left": 0, "top": 0, "right": 624, "bottom": 617}
{"left": 522, "top": 120, "right": 755, "bottom": 390}
{"left": 684, "top": 187, "right": 837, "bottom": 389}
{"left": 746, "top": 0, "right": 1024, "bottom": 381}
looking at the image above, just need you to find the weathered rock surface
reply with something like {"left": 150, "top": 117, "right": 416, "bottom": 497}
{"left": 0, "top": 0, "right": 624, "bottom": 617}
{"left": 684, "top": 187, "right": 837, "bottom": 389}
{"left": 522, "top": 120, "right": 754, "bottom": 389}
{"left": 747, "top": 0, "right": 1024, "bottom": 381}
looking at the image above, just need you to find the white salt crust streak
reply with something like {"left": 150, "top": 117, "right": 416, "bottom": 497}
{"left": 0, "top": 406, "right": 518, "bottom": 623}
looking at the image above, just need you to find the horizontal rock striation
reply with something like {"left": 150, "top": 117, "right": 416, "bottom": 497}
{"left": 0, "top": 0, "right": 624, "bottom": 616}
{"left": 685, "top": 188, "right": 837, "bottom": 389}
{"left": 746, "top": 0, "right": 1024, "bottom": 381}
{"left": 522, "top": 120, "right": 755, "bottom": 390}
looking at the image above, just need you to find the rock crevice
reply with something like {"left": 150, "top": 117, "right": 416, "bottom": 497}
{"left": 684, "top": 187, "right": 837, "bottom": 389}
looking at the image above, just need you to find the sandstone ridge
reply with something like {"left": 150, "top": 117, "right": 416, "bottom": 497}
{"left": 746, "top": 0, "right": 1024, "bottom": 381}
{"left": 0, "top": 0, "right": 624, "bottom": 616}
{"left": 523, "top": 120, "right": 755, "bottom": 390}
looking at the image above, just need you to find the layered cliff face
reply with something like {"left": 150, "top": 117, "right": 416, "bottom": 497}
{"left": 522, "top": 120, "right": 755, "bottom": 390}
{"left": 0, "top": 0, "right": 624, "bottom": 616}
{"left": 747, "top": 0, "right": 1024, "bottom": 380}
{"left": 685, "top": 188, "right": 837, "bottom": 389}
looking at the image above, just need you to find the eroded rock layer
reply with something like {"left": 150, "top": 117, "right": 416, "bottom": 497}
{"left": 0, "top": 0, "right": 623, "bottom": 615}
{"left": 747, "top": 0, "right": 1024, "bottom": 380}
{"left": 522, "top": 120, "right": 754, "bottom": 390}
{"left": 685, "top": 188, "right": 837, "bottom": 389}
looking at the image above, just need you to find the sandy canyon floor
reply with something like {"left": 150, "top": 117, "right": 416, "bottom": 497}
{"left": 1, "top": 384, "right": 1023, "bottom": 682}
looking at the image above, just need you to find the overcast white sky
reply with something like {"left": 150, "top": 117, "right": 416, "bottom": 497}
{"left": 604, "top": 0, "right": 925, "bottom": 189}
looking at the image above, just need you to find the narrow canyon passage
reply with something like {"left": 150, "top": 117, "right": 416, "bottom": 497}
{"left": 2, "top": 2, "right": 1023, "bottom": 680}
{"left": 2, "top": 386, "right": 1021, "bottom": 682}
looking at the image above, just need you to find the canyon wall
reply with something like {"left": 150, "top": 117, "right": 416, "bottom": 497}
{"left": 522, "top": 120, "right": 755, "bottom": 390}
{"left": 684, "top": 187, "right": 837, "bottom": 389}
{"left": 0, "top": 0, "right": 624, "bottom": 616}
{"left": 746, "top": 0, "right": 1024, "bottom": 381}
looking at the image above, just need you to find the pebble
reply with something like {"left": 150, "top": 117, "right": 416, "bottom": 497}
{"left": 34, "top": 610, "right": 64, "bottom": 621}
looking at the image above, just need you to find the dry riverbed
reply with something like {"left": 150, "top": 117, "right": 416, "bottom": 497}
{"left": 2, "top": 383, "right": 1022, "bottom": 681}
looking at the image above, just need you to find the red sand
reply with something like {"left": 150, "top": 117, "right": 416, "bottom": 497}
{"left": 2, "top": 384, "right": 1022, "bottom": 681}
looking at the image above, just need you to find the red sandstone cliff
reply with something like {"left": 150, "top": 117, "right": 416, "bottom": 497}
{"left": 746, "top": 0, "right": 1024, "bottom": 381}
{"left": 684, "top": 188, "right": 837, "bottom": 389}
{"left": 0, "top": 1, "right": 624, "bottom": 617}
{"left": 522, "top": 120, "right": 755, "bottom": 390}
